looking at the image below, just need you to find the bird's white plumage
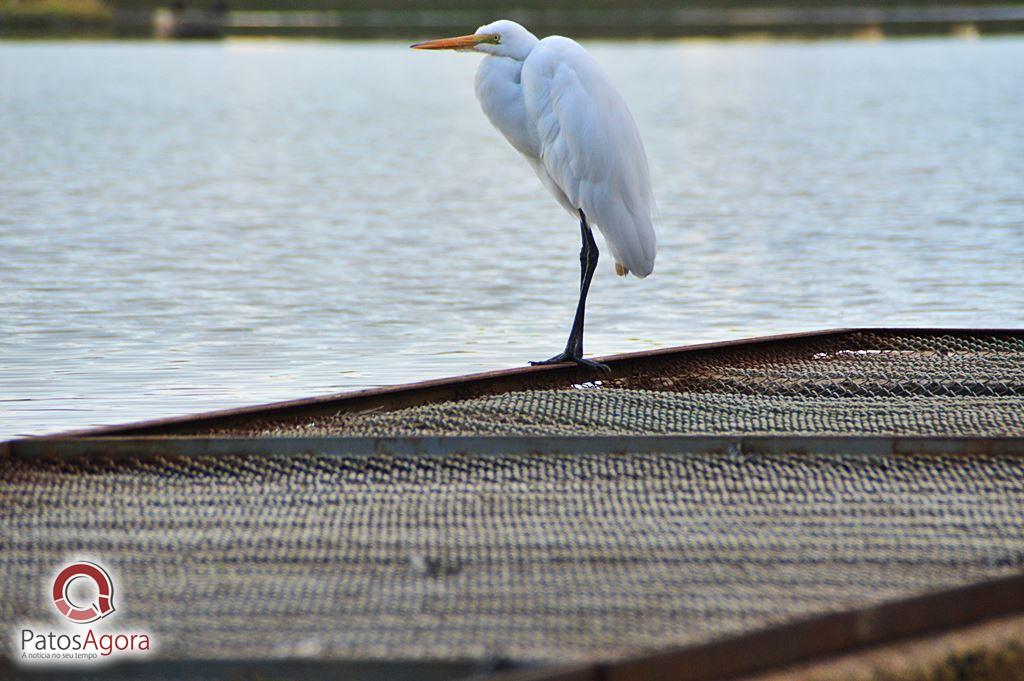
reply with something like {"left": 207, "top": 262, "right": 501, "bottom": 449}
{"left": 472, "top": 21, "right": 656, "bottom": 277}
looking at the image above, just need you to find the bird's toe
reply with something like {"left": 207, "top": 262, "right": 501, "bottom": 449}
{"left": 529, "top": 353, "right": 611, "bottom": 376}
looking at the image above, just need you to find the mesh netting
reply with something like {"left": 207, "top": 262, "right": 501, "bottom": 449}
{"left": 233, "top": 331, "right": 1024, "bottom": 437}
{"left": 615, "top": 331, "right": 1024, "bottom": 399}
{"left": 248, "top": 390, "right": 1024, "bottom": 437}
{"left": 2, "top": 450, "right": 1023, "bottom": 663}
{"left": 4, "top": 331, "right": 1024, "bottom": 667}
{"left": 739, "top": 614, "right": 1024, "bottom": 681}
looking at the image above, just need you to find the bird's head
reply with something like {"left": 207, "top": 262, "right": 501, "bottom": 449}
{"left": 411, "top": 20, "right": 538, "bottom": 61}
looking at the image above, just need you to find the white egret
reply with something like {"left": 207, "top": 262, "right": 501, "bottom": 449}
{"left": 412, "top": 20, "right": 656, "bottom": 373}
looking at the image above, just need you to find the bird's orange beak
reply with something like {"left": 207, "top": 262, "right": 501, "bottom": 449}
{"left": 410, "top": 34, "right": 487, "bottom": 50}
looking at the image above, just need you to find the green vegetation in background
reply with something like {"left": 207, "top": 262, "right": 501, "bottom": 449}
{"left": 104, "top": 0, "right": 1024, "bottom": 10}
{"left": 4, "top": 0, "right": 1023, "bottom": 38}
{"left": 0, "top": 0, "right": 111, "bottom": 32}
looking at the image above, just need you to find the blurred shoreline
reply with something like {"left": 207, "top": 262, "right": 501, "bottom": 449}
{"left": 3, "top": 2, "right": 1024, "bottom": 38}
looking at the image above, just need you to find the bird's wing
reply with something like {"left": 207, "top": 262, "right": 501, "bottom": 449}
{"left": 522, "top": 36, "right": 656, "bottom": 278}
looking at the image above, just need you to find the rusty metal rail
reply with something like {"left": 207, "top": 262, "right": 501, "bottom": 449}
{"left": 7, "top": 434, "right": 1024, "bottom": 461}
{"left": 7, "top": 327, "right": 1023, "bottom": 443}
{"left": 493, "top": 572, "right": 1024, "bottom": 681}
{"left": 12, "top": 328, "right": 859, "bottom": 440}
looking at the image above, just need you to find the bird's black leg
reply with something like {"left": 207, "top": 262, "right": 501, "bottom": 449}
{"left": 530, "top": 210, "right": 611, "bottom": 375}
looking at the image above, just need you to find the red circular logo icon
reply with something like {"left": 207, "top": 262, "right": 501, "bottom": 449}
{"left": 52, "top": 561, "right": 116, "bottom": 624}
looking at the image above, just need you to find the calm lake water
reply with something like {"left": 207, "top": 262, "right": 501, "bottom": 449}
{"left": 2, "top": 37, "right": 1023, "bottom": 438}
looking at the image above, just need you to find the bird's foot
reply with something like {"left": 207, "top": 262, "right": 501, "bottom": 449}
{"left": 530, "top": 352, "right": 611, "bottom": 375}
